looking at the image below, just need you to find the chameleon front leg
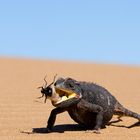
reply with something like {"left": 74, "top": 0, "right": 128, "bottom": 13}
{"left": 46, "top": 107, "right": 66, "bottom": 132}
{"left": 77, "top": 99, "right": 103, "bottom": 134}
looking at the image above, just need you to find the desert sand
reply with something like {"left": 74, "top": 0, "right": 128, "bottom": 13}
{"left": 0, "top": 57, "right": 140, "bottom": 140}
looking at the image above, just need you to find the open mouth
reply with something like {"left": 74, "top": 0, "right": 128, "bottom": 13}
{"left": 54, "top": 87, "right": 78, "bottom": 104}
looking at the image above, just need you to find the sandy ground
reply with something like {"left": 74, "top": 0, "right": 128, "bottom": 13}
{"left": 0, "top": 57, "right": 140, "bottom": 140}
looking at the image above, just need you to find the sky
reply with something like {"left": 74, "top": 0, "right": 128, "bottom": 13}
{"left": 0, "top": 0, "right": 140, "bottom": 65}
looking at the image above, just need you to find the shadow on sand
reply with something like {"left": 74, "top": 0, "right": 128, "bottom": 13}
{"left": 32, "top": 124, "right": 87, "bottom": 134}
{"left": 32, "top": 122, "right": 140, "bottom": 134}
{"left": 20, "top": 122, "right": 140, "bottom": 134}
{"left": 109, "top": 121, "right": 140, "bottom": 129}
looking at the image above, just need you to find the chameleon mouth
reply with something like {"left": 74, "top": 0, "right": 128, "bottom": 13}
{"left": 55, "top": 87, "right": 77, "bottom": 104}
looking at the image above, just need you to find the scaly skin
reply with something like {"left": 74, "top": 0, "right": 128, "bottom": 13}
{"left": 42, "top": 77, "right": 140, "bottom": 133}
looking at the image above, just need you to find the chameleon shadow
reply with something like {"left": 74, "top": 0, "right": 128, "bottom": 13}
{"left": 109, "top": 121, "right": 140, "bottom": 129}
{"left": 32, "top": 124, "right": 87, "bottom": 134}
{"left": 31, "top": 121, "right": 140, "bottom": 134}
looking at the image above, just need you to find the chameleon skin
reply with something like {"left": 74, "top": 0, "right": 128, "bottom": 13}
{"left": 43, "top": 77, "right": 140, "bottom": 133}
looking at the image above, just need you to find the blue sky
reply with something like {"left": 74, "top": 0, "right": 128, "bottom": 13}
{"left": 0, "top": 0, "right": 140, "bottom": 65}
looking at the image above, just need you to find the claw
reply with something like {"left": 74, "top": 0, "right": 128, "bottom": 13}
{"left": 85, "top": 129, "right": 101, "bottom": 134}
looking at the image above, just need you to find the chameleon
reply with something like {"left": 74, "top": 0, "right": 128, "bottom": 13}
{"left": 38, "top": 76, "right": 140, "bottom": 134}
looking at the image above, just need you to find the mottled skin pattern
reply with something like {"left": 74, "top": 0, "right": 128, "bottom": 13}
{"left": 41, "top": 77, "right": 140, "bottom": 133}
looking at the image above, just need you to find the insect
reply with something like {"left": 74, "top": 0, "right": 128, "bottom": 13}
{"left": 37, "top": 75, "right": 57, "bottom": 103}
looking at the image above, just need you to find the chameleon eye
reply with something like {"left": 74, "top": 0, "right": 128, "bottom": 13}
{"left": 69, "top": 83, "right": 73, "bottom": 87}
{"left": 68, "top": 83, "right": 74, "bottom": 88}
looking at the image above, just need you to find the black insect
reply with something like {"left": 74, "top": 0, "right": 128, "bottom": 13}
{"left": 37, "top": 75, "right": 57, "bottom": 103}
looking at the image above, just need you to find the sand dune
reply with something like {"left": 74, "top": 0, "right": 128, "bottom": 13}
{"left": 0, "top": 57, "right": 140, "bottom": 140}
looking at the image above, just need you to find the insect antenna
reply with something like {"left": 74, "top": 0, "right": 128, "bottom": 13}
{"left": 48, "top": 74, "right": 57, "bottom": 87}
{"left": 44, "top": 75, "right": 48, "bottom": 87}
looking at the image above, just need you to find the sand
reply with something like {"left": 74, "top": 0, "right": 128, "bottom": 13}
{"left": 0, "top": 57, "right": 140, "bottom": 140}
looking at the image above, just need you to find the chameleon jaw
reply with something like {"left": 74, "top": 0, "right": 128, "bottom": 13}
{"left": 54, "top": 87, "right": 78, "bottom": 104}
